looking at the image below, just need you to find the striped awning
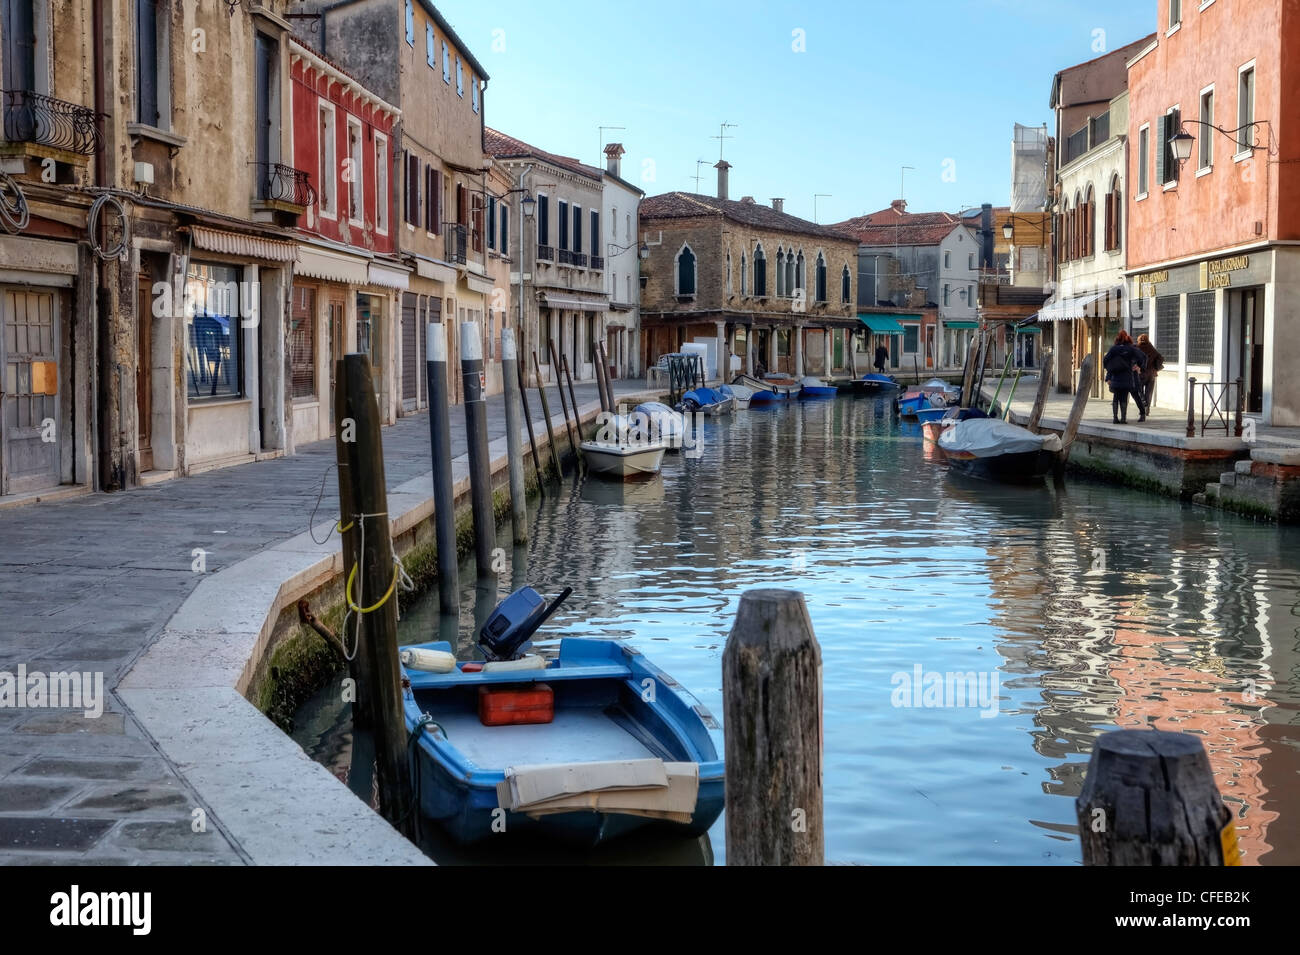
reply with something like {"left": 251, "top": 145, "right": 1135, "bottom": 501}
{"left": 296, "top": 245, "right": 369, "bottom": 285}
{"left": 463, "top": 271, "right": 496, "bottom": 295}
{"left": 191, "top": 225, "right": 296, "bottom": 262}
{"left": 539, "top": 292, "right": 607, "bottom": 313}
{"left": 367, "top": 262, "right": 410, "bottom": 289}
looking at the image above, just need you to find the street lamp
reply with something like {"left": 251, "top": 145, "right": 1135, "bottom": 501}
{"left": 520, "top": 192, "right": 536, "bottom": 219}
{"left": 609, "top": 239, "right": 649, "bottom": 260}
{"left": 1169, "top": 118, "right": 1265, "bottom": 168}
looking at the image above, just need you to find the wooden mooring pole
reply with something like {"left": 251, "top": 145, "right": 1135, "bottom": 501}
{"left": 501, "top": 327, "right": 528, "bottom": 544}
{"left": 335, "top": 353, "right": 413, "bottom": 835}
{"left": 424, "top": 322, "right": 459, "bottom": 615}
{"left": 515, "top": 359, "right": 543, "bottom": 498}
{"left": 1057, "top": 353, "right": 1095, "bottom": 462}
{"left": 1027, "top": 348, "right": 1054, "bottom": 433}
{"left": 598, "top": 340, "right": 617, "bottom": 411}
{"left": 723, "top": 588, "right": 824, "bottom": 866}
{"left": 560, "top": 353, "right": 585, "bottom": 469}
{"left": 531, "top": 350, "right": 563, "bottom": 481}
{"left": 549, "top": 341, "right": 580, "bottom": 472}
{"left": 460, "top": 322, "right": 496, "bottom": 578}
{"left": 1077, "top": 729, "right": 1239, "bottom": 865}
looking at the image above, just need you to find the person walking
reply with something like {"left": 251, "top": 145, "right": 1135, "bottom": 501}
{"left": 874, "top": 342, "right": 889, "bottom": 375}
{"left": 1103, "top": 330, "right": 1148, "bottom": 424}
{"left": 1135, "top": 333, "right": 1164, "bottom": 412}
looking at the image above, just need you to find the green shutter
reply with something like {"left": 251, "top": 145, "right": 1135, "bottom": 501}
{"left": 1155, "top": 114, "right": 1167, "bottom": 186}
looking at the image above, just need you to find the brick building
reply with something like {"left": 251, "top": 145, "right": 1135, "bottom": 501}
{"left": 640, "top": 162, "right": 859, "bottom": 380}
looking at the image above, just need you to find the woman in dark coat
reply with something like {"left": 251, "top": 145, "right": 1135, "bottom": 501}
{"left": 1103, "top": 330, "right": 1148, "bottom": 424}
{"left": 1135, "top": 333, "right": 1164, "bottom": 410}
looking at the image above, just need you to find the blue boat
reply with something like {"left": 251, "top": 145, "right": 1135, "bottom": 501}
{"left": 731, "top": 373, "right": 801, "bottom": 402}
{"left": 400, "top": 634, "right": 725, "bottom": 847}
{"left": 798, "top": 376, "right": 838, "bottom": 399}
{"left": 849, "top": 373, "right": 899, "bottom": 396}
{"left": 914, "top": 405, "right": 951, "bottom": 423}
{"left": 896, "top": 392, "right": 929, "bottom": 417}
{"left": 678, "top": 387, "right": 734, "bottom": 415}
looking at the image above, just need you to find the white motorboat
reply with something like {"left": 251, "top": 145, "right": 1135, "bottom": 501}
{"left": 580, "top": 439, "right": 668, "bottom": 478}
{"left": 718, "top": 383, "right": 753, "bottom": 409}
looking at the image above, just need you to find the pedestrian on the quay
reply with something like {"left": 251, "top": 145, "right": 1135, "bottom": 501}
{"left": 874, "top": 343, "right": 889, "bottom": 374}
{"left": 1103, "top": 330, "right": 1148, "bottom": 424}
{"left": 1135, "top": 333, "right": 1164, "bottom": 412}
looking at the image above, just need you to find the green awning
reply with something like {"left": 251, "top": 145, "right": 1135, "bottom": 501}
{"left": 943, "top": 321, "right": 978, "bottom": 329}
{"left": 858, "top": 314, "right": 907, "bottom": 334}
{"left": 1015, "top": 326, "right": 1042, "bottom": 335}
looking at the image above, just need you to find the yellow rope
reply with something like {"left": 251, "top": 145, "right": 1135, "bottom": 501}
{"left": 346, "top": 562, "right": 398, "bottom": 614}
{"left": 337, "top": 520, "right": 354, "bottom": 533}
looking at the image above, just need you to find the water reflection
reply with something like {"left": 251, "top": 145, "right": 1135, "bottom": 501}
{"left": 294, "top": 396, "right": 1300, "bottom": 865}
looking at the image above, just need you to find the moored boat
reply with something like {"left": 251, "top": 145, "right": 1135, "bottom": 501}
{"left": 731, "top": 373, "right": 801, "bottom": 402}
{"left": 718, "top": 383, "right": 753, "bottom": 409}
{"left": 798, "top": 376, "right": 838, "bottom": 399}
{"left": 678, "top": 386, "right": 734, "bottom": 416}
{"left": 850, "top": 373, "right": 899, "bottom": 396}
{"left": 632, "top": 402, "right": 686, "bottom": 450}
{"left": 580, "top": 439, "right": 667, "bottom": 477}
{"left": 936, "top": 417, "right": 1062, "bottom": 483}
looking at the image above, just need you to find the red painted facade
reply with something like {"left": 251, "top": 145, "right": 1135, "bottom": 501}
{"left": 1127, "top": 0, "right": 1299, "bottom": 269}
{"left": 290, "top": 45, "right": 397, "bottom": 254}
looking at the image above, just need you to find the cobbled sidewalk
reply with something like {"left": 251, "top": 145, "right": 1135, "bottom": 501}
{"left": 0, "top": 380, "right": 640, "bottom": 864}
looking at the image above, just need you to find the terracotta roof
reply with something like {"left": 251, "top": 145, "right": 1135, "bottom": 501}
{"left": 833, "top": 204, "right": 970, "bottom": 247}
{"left": 639, "top": 191, "right": 857, "bottom": 242}
{"left": 484, "top": 127, "right": 603, "bottom": 181}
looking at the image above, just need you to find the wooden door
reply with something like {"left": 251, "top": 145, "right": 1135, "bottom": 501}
{"left": 136, "top": 275, "right": 153, "bottom": 472}
{"left": 1, "top": 288, "right": 59, "bottom": 495}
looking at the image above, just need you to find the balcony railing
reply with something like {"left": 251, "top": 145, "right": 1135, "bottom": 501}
{"left": 2, "top": 90, "right": 102, "bottom": 156}
{"left": 537, "top": 244, "right": 554, "bottom": 262}
{"left": 444, "top": 222, "right": 467, "bottom": 264}
{"left": 558, "top": 248, "right": 573, "bottom": 265}
{"left": 571, "top": 252, "right": 588, "bottom": 268}
{"left": 590, "top": 255, "right": 604, "bottom": 270}
{"left": 1064, "top": 124, "right": 1089, "bottom": 164}
{"left": 254, "top": 162, "right": 316, "bottom": 207}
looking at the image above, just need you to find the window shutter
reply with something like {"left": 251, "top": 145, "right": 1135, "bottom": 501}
{"left": 1155, "top": 114, "right": 1167, "bottom": 186}
{"left": 487, "top": 196, "right": 496, "bottom": 250}
{"left": 500, "top": 205, "right": 509, "bottom": 255}
{"left": 456, "top": 184, "right": 467, "bottom": 226}
{"left": 472, "top": 193, "right": 483, "bottom": 252}
{"left": 1170, "top": 108, "right": 1180, "bottom": 181}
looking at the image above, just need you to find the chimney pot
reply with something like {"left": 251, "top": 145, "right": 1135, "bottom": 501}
{"left": 891, "top": 199, "right": 907, "bottom": 213}
{"left": 604, "top": 142, "right": 625, "bottom": 178}
{"left": 771, "top": 198, "right": 784, "bottom": 213}
{"left": 714, "top": 159, "right": 731, "bottom": 201}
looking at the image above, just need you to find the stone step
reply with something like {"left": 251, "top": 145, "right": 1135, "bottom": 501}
{"left": 1250, "top": 447, "right": 1300, "bottom": 466}
{"left": 1204, "top": 482, "right": 1222, "bottom": 500}
{"left": 1235, "top": 459, "right": 1255, "bottom": 475}
{"left": 1219, "top": 471, "right": 1237, "bottom": 487}
{"left": 1192, "top": 491, "right": 1209, "bottom": 506}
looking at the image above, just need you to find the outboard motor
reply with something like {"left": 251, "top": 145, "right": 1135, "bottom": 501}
{"left": 477, "top": 586, "right": 572, "bottom": 662}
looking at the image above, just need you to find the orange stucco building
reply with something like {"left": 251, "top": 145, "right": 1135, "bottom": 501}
{"left": 1126, "top": 0, "right": 1300, "bottom": 425}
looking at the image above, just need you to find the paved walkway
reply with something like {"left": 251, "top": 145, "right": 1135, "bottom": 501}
{"left": 0, "top": 378, "right": 648, "bottom": 864}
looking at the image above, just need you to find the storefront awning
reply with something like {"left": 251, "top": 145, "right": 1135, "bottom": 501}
{"left": 943, "top": 320, "right": 978, "bottom": 329}
{"left": 367, "top": 262, "right": 411, "bottom": 289}
{"left": 296, "top": 245, "right": 369, "bottom": 285}
{"left": 1035, "top": 286, "right": 1123, "bottom": 322}
{"left": 463, "top": 271, "right": 496, "bottom": 295}
{"left": 1012, "top": 324, "right": 1042, "bottom": 334}
{"left": 858, "top": 314, "right": 906, "bottom": 334}
{"left": 540, "top": 292, "right": 608, "bottom": 313}
{"left": 191, "top": 225, "right": 296, "bottom": 262}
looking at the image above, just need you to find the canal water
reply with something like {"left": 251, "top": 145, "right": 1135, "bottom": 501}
{"left": 293, "top": 396, "right": 1300, "bottom": 865}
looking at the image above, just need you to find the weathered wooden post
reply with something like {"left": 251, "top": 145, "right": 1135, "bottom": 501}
{"left": 332, "top": 367, "right": 372, "bottom": 723}
{"left": 425, "top": 322, "right": 459, "bottom": 615}
{"left": 592, "top": 341, "right": 611, "bottom": 413}
{"left": 1186, "top": 377, "right": 1198, "bottom": 438}
{"left": 501, "top": 327, "right": 528, "bottom": 544}
{"left": 723, "top": 588, "right": 824, "bottom": 866}
{"left": 1234, "top": 376, "right": 1244, "bottom": 437}
{"left": 531, "top": 350, "right": 563, "bottom": 481}
{"left": 460, "top": 322, "right": 496, "bottom": 578}
{"left": 560, "top": 354, "right": 585, "bottom": 468}
{"left": 1077, "top": 729, "right": 1239, "bottom": 865}
{"left": 598, "top": 340, "right": 616, "bottom": 411}
{"left": 515, "top": 360, "right": 543, "bottom": 498}
{"left": 1057, "top": 353, "right": 1095, "bottom": 463}
{"left": 1027, "top": 348, "right": 1054, "bottom": 433}
{"left": 548, "top": 341, "right": 579, "bottom": 469}
{"left": 337, "top": 353, "right": 413, "bottom": 835}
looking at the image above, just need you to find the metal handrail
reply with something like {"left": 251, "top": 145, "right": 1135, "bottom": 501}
{"left": 2, "top": 90, "right": 102, "bottom": 155}
{"left": 254, "top": 162, "right": 316, "bottom": 207}
{"left": 1185, "top": 377, "right": 1244, "bottom": 437}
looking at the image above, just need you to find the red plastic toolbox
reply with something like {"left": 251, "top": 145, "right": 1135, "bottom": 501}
{"left": 478, "top": 683, "right": 554, "bottom": 726}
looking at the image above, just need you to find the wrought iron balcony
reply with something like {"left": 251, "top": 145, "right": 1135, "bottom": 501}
{"left": 254, "top": 162, "right": 316, "bottom": 207}
{"left": 571, "top": 252, "right": 588, "bottom": 268}
{"left": 558, "top": 248, "right": 573, "bottom": 265}
{"left": 2, "top": 90, "right": 102, "bottom": 156}
{"left": 590, "top": 255, "right": 604, "bottom": 270}
{"left": 444, "top": 222, "right": 468, "bottom": 264}
{"left": 537, "top": 244, "right": 554, "bottom": 262}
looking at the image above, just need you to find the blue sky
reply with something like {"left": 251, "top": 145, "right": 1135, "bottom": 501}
{"left": 441, "top": 0, "right": 1156, "bottom": 225}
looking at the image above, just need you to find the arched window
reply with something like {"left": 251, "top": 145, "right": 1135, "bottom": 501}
{"left": 1105, "top": 174, "right": 1122, "bottom": 251}
{"left": 1084, "top": 184, "right": 1095, "bottom": 257}
{"left": 841, "top": 265, "right": 851, "bottom": 304}
{"left": 726, "top": 251, "right": 733, "bottom": 294}
{"left": 815, "top": 252, "right": 827, "bottom": 303}
{"left": 740, "top": 253, "right": 747, "bottom": 294}
{"left": 1073, "top": 190, "right": 1082, "bottom": 260}
{"left": 753, "top": 243, "right": 767, "bottom": 296}
{"left": 787, "top": 252, "right": 797, "bottom": 293}
{"left": 675, "top": 244, "right": 696, "bottom": 296}
{"left": 776, "top": 248, "right": 786, "bottom": 297}
{"left": 1059, "top": 198, "right": 1070, "bottom": 262}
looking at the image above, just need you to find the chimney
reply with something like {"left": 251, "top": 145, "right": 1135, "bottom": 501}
{"left": 771, "top": 198, "right": 784, "bottom": 213}
{"left": 604, "top": 142, "right": 625, "bottom": 178}
{"left": 979, "top": 202, "right": 993, "bottom": 270}
{"left": 890, "top": 199, "right": 907, "bottom": 214}
{"left": 740, "top": 196, "right": 755, "bottom": 204}
{"left": 715, "top": 159, "right": 731, "bottom": 201}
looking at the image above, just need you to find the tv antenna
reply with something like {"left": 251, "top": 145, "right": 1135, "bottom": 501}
{"left": 712, "top": 122, "right": 738, "bottom": 162}
{"left": 691, "top": 159, "right": 709, "bottom": 193}
{"left": 813, "top": 193, "right": 831, "bottom": 223}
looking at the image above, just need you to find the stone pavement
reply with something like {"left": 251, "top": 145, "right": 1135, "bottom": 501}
{"left": 0, "top": 379, "right": 648, "bottom": 864}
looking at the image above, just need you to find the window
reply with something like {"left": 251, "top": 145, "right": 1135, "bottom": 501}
{"left": 968, "top": 252, "right": 975, "bottom": 270}
{"left": 626, "top": 213, "right": 631, "bottom": 240}
{"left": 590, "top": 210, "right": 599, "bottom": 256}
{"left": 403, "top": 150, "right": 418, "bottom": 225}
{"left": 943, "top": 251, "right": 950, "bottom": 269}
{"left": 442, "top": 41, "right": 450, "bottom": 84}
{"left": 775, "top": 250, "right": 786, "bottom": 296}
{"left": 186, "top": 262, "right": 244, "bottom": 401}
{"left": 776, "top": 329, "right": 790, "bottom": 357}
{"left": 795, "top": 251, "right": 805, "bottom": 292}
{"left": 539, "top": 312, "right": 551, "bottom": 363}
{"left": 426, "top": 23, "right": 434, "bottom": 66}
{"left": 135, "top": 0, "right": 170, "bottom": 128}
{"left": 726, "top": 252, "right": 733, "bottom": 294}
{"left": 1238, "top": 64, "right": 1255, "bottom": 155}
{"left": 290, "top": 285, "right": 316, "bottom": 400}
{"left": 537, "top": 194, "right": 549, "bottom": 246}
{"left": 903, "top": 325, "right": 919, "bottom": 353}
{"left": 456, "top": 57, "right": 463, "bottom": 97}
{"left": 471, "top": 192, "right": 483, "bottom": 252}
{"left": 405, "top": 0, "right": 414, "bottom": 45}
{"left": 1169, "top": 0, "right": 1181, "bottom": 27}
{"left": 740, "top": 253, "right": 747, "bottom": 294}
{"left": 1084, "top": 184, "right": 1095, "bottom": 257}
{"left": 318, "top": 104, "right": 336, "bottom": 219}
{"left": 753, "top": 244, "right": 766, "bottom": 296}
{"left": 1104, "top": 175, "right": 1121, "bottom": 251}
{"left": 374, "top": 132, "right": 388, "bottom": 234}
{"left": 626, "top": 275, "right": 632, "bottom": 302}
{"left": 487, "top": 196, "right": 496, "bottom": 250}
{"left": 612, "top": 207, "right": 618, "bottom": 239}
{"left": 558, "top": 200, "right": 569, "bottom": 250}
{"left": 586, "top": 315, "right": 596, "bottom": 363}
{"left": 1199, "top": 87, "right": 1214, "bottom": 169}
{"left": 1187, "top": 291, "right": 1215, "bottom": 364}
{"left": 815, "top": 252, "right": 827, "bottom": 303}
{"left": 1137, "top": 125, "right": 1150, "bottom": 195}
{"left": 347, "top": 118, "right": 363, "bottom": 225}
{"left": 1156, "top": 294, "right": 1180, "bottom": 358}
{"left": 499, "top": 203, "right": 509, "bottom": 256}
{"left": 676, "top": 244, "right": 696, "bottom": 296}
{"left": 471, "top": 78, "right": 479, "bottom": 114}
{"left": 572, "top": 205, "right": 582, "bottom": 257}
{"left": 841, "top": 266, "right": 851, "bottom": 304}
{"left": 943, "top": 285, "right": 950, "bottom": 307}
{"left": 425, "top": 166, "right": 439, "bottom": 233}
{"left": 1157, "top": 108, "right": 1180, "bottom": 186}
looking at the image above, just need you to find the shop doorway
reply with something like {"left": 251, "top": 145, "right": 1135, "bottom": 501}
{"left": 1, "top": 287, "right": 60, "bottom": 495}
{"left": 136, "top": 274, "right": 154, "bottom": 473}
{"left": 1227, "top": 288, "right": 1263, "bottom": 414}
